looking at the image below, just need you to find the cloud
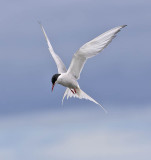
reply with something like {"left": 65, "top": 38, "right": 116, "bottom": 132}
{"left": 44, "top": 130, "right": 150, "bottom": 160}
{"left": 0, "top": 106, "right": 151, "bottom": 160}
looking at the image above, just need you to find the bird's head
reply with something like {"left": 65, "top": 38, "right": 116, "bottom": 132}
{"left": 51, "top": 74, "right": 61, "bottom": 92}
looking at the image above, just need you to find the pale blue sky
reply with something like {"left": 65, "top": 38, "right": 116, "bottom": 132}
{"left": 0, "top": 107, "right": 151, "bottom": 160}
{"left": 0, "top": 0, "right": 151, "bottom": 113}
{"left": 0, "top": 0, "right": 151, "bottom": 159}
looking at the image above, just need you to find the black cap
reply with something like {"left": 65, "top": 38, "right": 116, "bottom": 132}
{"left": 51, "top": 74, "right": 61, "bottom": 84}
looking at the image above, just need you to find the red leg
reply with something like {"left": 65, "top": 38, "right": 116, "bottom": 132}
{"left": 70, "top": 89, "right": 74, "bottom": 94}
{"left": 74, "top": 89, "right": 76, "bottom": 93}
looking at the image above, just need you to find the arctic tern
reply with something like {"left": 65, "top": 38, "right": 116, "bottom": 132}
{"left": 40, "top": 24, "right": 126, "bottom": 113}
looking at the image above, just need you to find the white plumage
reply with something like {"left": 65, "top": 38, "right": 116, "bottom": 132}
{"left": 67, "top": 25, "right": 126, "bottom": 79}
{"left": 40, "top": 23, "right": 126, "bottom": 113}
{"left": 40, "top": 25, "right": 67, "bottom": 73}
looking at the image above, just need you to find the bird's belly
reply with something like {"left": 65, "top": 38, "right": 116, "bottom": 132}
{"left": 58, "top": 78, "right": 78, "bottom": 89}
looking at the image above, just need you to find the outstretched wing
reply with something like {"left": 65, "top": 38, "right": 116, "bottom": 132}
{"left": 40, "top": 24, "right": 67, "bottom": 73}
{"left": 67, "top": 25, "right": 127, "bottom": 79}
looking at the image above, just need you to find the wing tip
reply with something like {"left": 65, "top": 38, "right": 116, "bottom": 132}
{"left": 38, "top": 21, "right": 43, "bottom": 29}
{"left": 37, "top": 20, "right": 42, "bottom": 25}
{"left": 121, "top": 25, "right": 127, "bottom": 28}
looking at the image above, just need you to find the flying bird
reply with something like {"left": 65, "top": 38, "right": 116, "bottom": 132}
{"left": 40, "top": 24, "right": 126, "bottom": 113}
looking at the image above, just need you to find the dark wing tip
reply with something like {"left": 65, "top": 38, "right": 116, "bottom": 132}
{"left": 37, "top": 20, "right": 42, "bottom": 25}
{"left": 121, "top": 25, "right": 127, "bottom": 28}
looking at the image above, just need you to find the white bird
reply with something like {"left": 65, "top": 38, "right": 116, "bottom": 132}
{"left": 40, "top": 24, "right": 126, "bottom": 113}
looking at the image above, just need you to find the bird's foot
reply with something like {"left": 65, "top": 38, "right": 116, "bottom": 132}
{"left": 74, "top": 89, "right": 76, "bottom": 93}
{"left": 70, "top": 89, "right": 76, "bottom": 94}
{"left": 70, "top": 89, "right": 75, "bottom": 94}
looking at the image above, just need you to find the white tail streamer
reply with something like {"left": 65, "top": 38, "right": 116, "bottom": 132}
{"left": 62, "top": 88, "right": 107, "bottom": 113}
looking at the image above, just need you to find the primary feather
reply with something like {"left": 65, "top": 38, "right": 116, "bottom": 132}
{"left": 67, "top": 25, "right": 127, "bottom": 79}
{"left": 40, "top": 23, "right": 67, "bottom": 74}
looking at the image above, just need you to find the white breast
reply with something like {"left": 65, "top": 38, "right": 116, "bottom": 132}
{"left": 57, "top": 73, "right": 79, "bottom": 89}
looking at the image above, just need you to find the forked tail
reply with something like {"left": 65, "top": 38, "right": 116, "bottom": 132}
{"left": 62, "top": 88, "right": 107, "bottom": 113}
